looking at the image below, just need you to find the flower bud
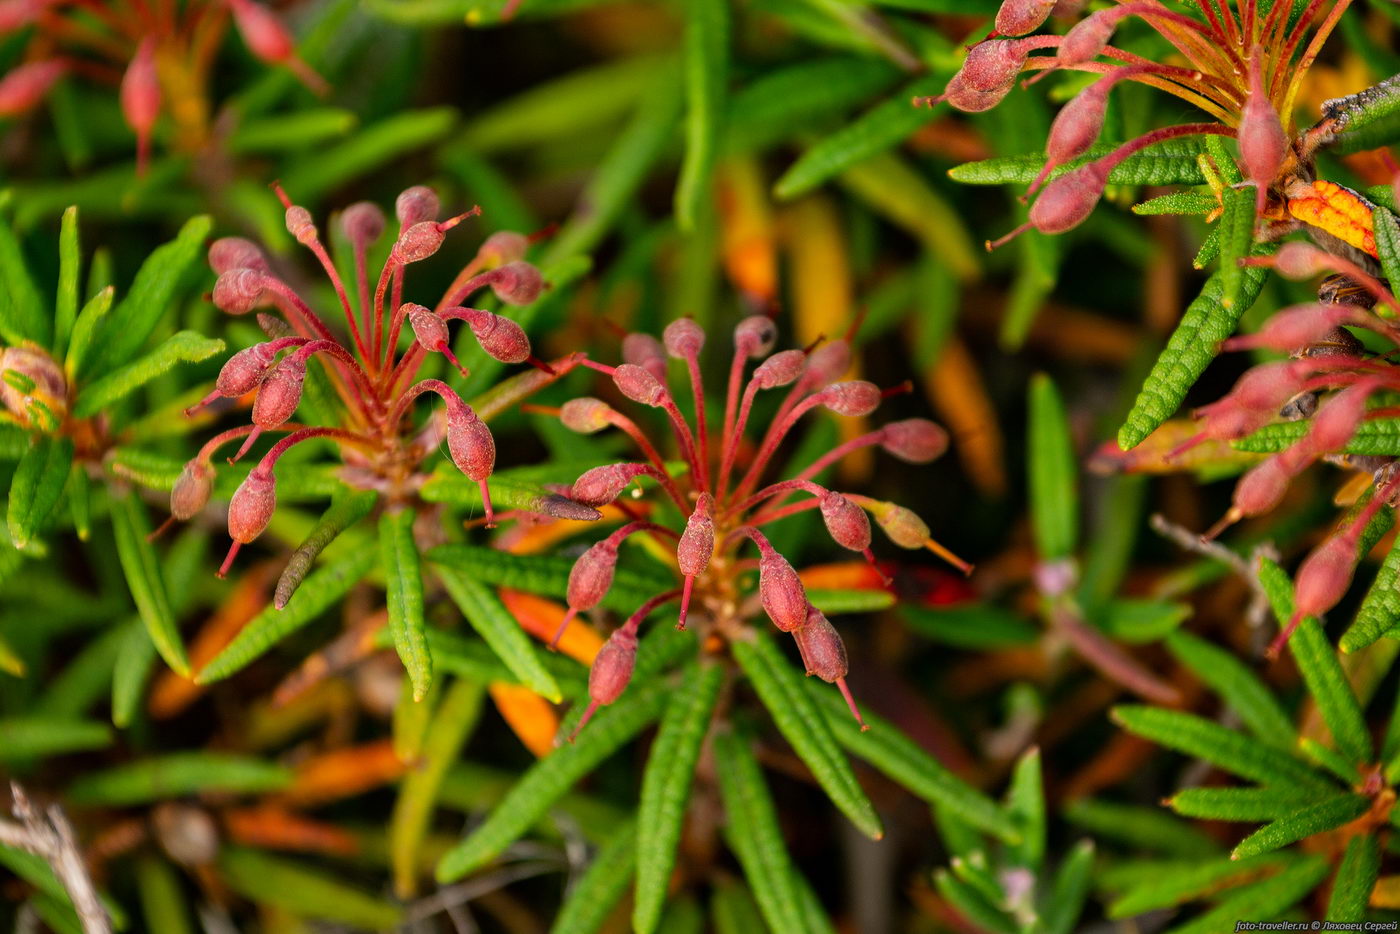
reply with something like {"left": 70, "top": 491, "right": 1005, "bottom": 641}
{"left": 446, "top": 405, "right": 495, "bottom": 481}
{"left": 560, "top": 397, "right": 615, "bottom": 434}
{"left": 228, "top": 468, "right": 276, "bottom": 544}
{"left": 1058, "top": 8, "right": 1120, "bottom": 65}
{"left": 570, "top": 463, "right": 646, "bottom": 507}
{"left": 341, "top": 201, "right": 385, "bottom": 245}
{"left": 228, "top": 0, "right": 294, "bottom": 62}
{"left": 663, "top": 318, "right": 706, "bottom": 358}
{"left": 877, "top": 503, "right": 930, "bottom": 548}
{"left": 1294, "top": 530, "right": 1361, "bottom": 621}
{"left": 407, "top": 304, "right": 450, "bottom": 351}
{"left": 251, "top": 357, "right": 306, "bottom": 428}
{"left": 568, "top": 540, "right": 619, "bottom": 612}
{"left": 794, "top": 606, "right": 848, "bottom": 682}
{"left": 0, "top": 346, "right": 67, "bottom": 426}
{"left": 392, "top": 221, "right": 447, "bottom": 264}
{"left": 1030, "top": 77, "right": 1110, "bottom": 192}
{"left": 171, "top": 458, "right": 215, "bottom": 520}
{"left": 208, "top": 237, "right": 268, "bottom": 275}
{"left": 587, "top": 624, "right": 637, "bottom": 706}
{"left": 216, "top": 342, "right": 279, "bottom": 398}
{"left": 623, "top": 332, "right": 668, "bottom": 381}
{"left": 478, "top": 230, "right": 528, "bottom": 266}
{"left": 613, "top": 363, "right": 667, "bottom": 407}
{"left": 284, "top": 205, "right": 317, "bottom": 245}
{"left": 805, "top": 339, "right": 850, "bottom": 387}
{"left": 1204, "top": 454, "right": 1294, "bottom": 540}
{"left": 995, "top": 0, "right": 1056, "bottom": 35}
{"left": 753, "top": 349, "right": 806, "bottom": 389}
{"left": 759, "top": 549, "right": 807, "bottom": 632}
{"left": 959, "top": 39, "right": 1031, "bottom": 93}
{"left": 735, "top": 315, "right": 778, "bottom": 358}
{"left": 1300, "top": 380, "right": 1378, "bottom": 456}
{"left": 820, "top": 492, "right": 872, "bottom": 552}
{"left": 933, "top": 72, "right": 1012, "bottom": 114}
{"left": 395, "top": 186, "right": 440, "bottom": 227}
{"left": 1239, "top": 55, "right": 1288, "bottom": 215}
{"left": 1222, "top": 303, "right": 1357, "bottom": 353}
{"left": 678, "top": 494, "right": 715, "bottom": 578}
{"left": 120, "top": 39, "right": 160, "bottom": 169}
{"left": 469, "top": 311, "right": 531, "bottom": 364}
{"left": 820, "top": 380, "right": 881, "bottom": 416}
{"left": 0, "top": 59, "right": 66, "bottom": 117}
{"left": 0, "top": 0, "right": 44, "bottom": 32}
{"left": 212, "top": 268, "right": 267, "bottom": 315}
{"left": 488, "top": 261, "right": 543, "bottom": 305}
{"left": 1029, "top": 160, "right": 1109, "bottom": 235}
{"left": 880, "top": 419, "right": 948, "bottom": 463}
{"left": 1273, "top": 242, "right": 1328, "bottom": 280}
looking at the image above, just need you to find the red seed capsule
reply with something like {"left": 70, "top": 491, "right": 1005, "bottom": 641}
{"left": 663, "top": 318, "right": 706, "bottom": 358}
{"left": 395, "top": 186, "right": 440, "bottom": 227}
{"left": 469, "top": 312, "right": 531, "bottom": 364}
{"left": 488, "top": 261, "right": 543, "bottom": 305}
{"left": 1029, "top": 160, "right": 1109, "bottom": 234}
{"left": 1273, "top": 242, "right": 1328, "bottom": 280}
{"left": 212, "top": 268, "right": 267, "bottom": 315}
{"left": 568, "top": 540, "right": 619, "bottom": 612}
{"left": 820, "top": 380, "right": 881, "bottom": 416}
{"left": 1299, "top": 380, "right": 1379, "bottom": 456}
{"left": 1239, "top": 54, "right": 1288, "bottom": 214}
{"left": 820, "top": 492, "right": 872, "bottom": 552}
{"left": 171, "top": 458, "right": 215, "bottom": 520}
{"left": 613, "top": 363, "right": 667, "bottom": 407}
{"left": 676, "top": 493, "right": 714, "bottom": 631}
{"left": 880, "top": 419, "right": 948, "bottom": 463}
{"left": 934, "top": 72, "right": 1013, "bottom": 114}
{"left": 208, "top": 238, "right": 268, "bottom": 275}
{"left": 1030, "top": 77, "right": 1111, "bottom": 193}
{"left": 959, "top": 40, "right": 1031, "bottom": 93}
{"left": 0, "top": 59, "right": 66, "bottom": 116}
{"left": 284, "top": 205, "right": 317, "bottom": 245}
{"left": 570, "top": 463, "right": 645, "bottom": 507}
{"left": 560, "top": 397, "right": 615, "bottom": 434}
{"left": 805, "top": 339, "right": 850, "bottom": 387}
{"left": 995, "top": 0, "right": 1056, "bottom": 35}
{"left": 623, "top": 333, "right": 668, "bottom": 381}
{"left": 228, "top": 468, "right": 277, "bottom": 544}
{"left": 120, "top": 39, "right": 160, "bottom": 171}
{"left": 587, "top": 624, "right": 637, "bottom": 705}
{"left": 479, "top": 230, "right": 528, "bottom": 266}
{"left": 753, "top": 349, "right": 806, "bottom": 389}
{"left": 341, "top": 201, "right": 386, "bottom": 245}
{"left": 793, "top": 606, "right": 848, "bottom": 682}
{"left": 392, "top": 221, "right": 447, "bottom": 264}
{"left": 1058, "top": 8, "right": 1119, "bottom": 65}
{"left": 446, "top": 406, "right": 494, "bottom": 481}
{"left": 759, "top": 549, "right": 807, "bottom": 632}
{"left": 1222, "top": 303, "right": 1356, "bottom": 353}
{"left": 407, "top": 304, "right": 450, "bottom": 351}
{"left": 735, "top": 315, "right": 778, "bottom": 358}
{"left": 251, "top": 357, "right": 306, "bottom": 428}
{"left": 216, "top": 342, "right": 279, "bottom": 398}
{"left": 228, "top": 0, "right": 294, "bottom": 62}
{"left": 1294, "top": 529, "right": 1362, "bottom": 622}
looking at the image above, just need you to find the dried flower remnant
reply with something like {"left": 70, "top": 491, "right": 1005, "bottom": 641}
{"left": 551, "top": 316, "right": 965, "bottom": 736}
{"left": 179, "top": 184, "right": 575, "bottom": 580}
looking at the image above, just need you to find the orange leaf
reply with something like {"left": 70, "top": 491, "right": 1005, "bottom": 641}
{"left": 500, "top": 588, "right": 603, "bottom": 665}
{"left": 921, "top": 337, "right": 1006, "bottom": 497}
{"left": 489, "top": 683, "right": 559, "bottom": 758}
{"left": 1087, "top": 419, "right": 1260, "bottom": 475}
{"left": 223, "top": 806, "right": 359, "bottom": 856}
{"left": 275, "top": 739, "right": 407, "bottom": 806}
{"left": 717, "top": 155, "right": 778, "bottom": 309}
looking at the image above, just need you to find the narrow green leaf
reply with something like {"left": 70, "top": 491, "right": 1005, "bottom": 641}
{"left": 713, "top": 727, "right": 831, "bottom": 934}
{"left": 225, "top": 108, "right": 357, "bottom": 154}
{"left": 55, "top": 205, "right": 79, "bottom": 357}
{"left": 0, "top": 213, "right": 48, "bottom": 346}
{"left": 0, "top": 717, "right": 112, "bottom": 759}
{"left": 274, "top": 488, "right": 377, "bottom": 609}
{"left": 712, "top": 880, "right": 770, "bottom": 934}
{"left": 435, "top": 676, "right": 668, "bottom": 881}
{"left": 949, "top": 139, "right": 1206, "bottom": 187}
{"left": 1376, "top": 207, "right": 1400, "bottom": 304}
{"left": 775, "top": 73, "right": 945, "bottom": 200}
{"left": 136, "top": 856, "right": 193, "bottom": 934}
{"left": 1006, "top": 746, "right": 1046, "bottom": 868}
{"left": 390, "top": 677, "right": 485, "bottom": 898}
{"left": 67, "top": 463, "right": 90, "bottom": 541}
{"left": 110, "top": 490, "right": 189, "bottom": 676}
{"left": 1132, "top": 191, "right": 1218, "bottom": 216}
{"left": 731, "top": 633, "right": 883, "bottom": 839}
{"left": 675, "top": 0, "right": 728, "bottom": 231}
{"left": 901, "top": 603, "right": 1038, "bottom": 648}
{"left": 1231, "top": 794, "right": 1369, "bottom": 859}
{"left": 196, "top": 547, "right": 377, "bottom": 683}
{"left": 1027, "top": 373, "right": 1077, "bottom": 559}
{"left": 725, "top": 57, "right": 900, "bottom": 156}
{"left": 67, "top": 752, "right": 291, "bottom": 805}
{"left": 218, "top": 848, "right": 402, "bottom": 929}
{"left": 1344, "top": 531, "right": 1400, "bottom": 652}
{"left": 1167, "top": 786, "right": 1315, "bottom": 822}
{"left": 1093, "top": 598, "right": 1189, "bottom": 643}
{"left": 111, "top": 618, "right": 156, "bottom": 728}
{"left": 1118, "top": 266, "right": 1269, "bottom": 450}
{"left": 63, "top": 284, "right": 115, "bottom": 380}
{"left": 1235, "top": 415, "right": 1400, "bottom": 456}
{"left": 1327, "top": 833, "right": 1380, "bottom": 922}
{"left": 435, "top": 565, "right": 562, "bottom": 702}
{"left": 90, "top": 215, "right": 210, "bottom": 376}
{"left": 420, "top": 469, "right": 601, "bottom": 521}
{"left": 932, "top": 869, "right": 1015, "bottom": 934}
{"left": 634, "top": 661, "right": 725, "bottom": 934}
{"left": 804, "top": 588, "right": 895, "bottom": 615}
{"left": 1216, "top": 185, "right": 1256, "bottom": 312}
{"left": 1163, "top": 855, "right": 1329, "bottom": 934}
{"left": 73, "top": 331, "right": 223, "bottom": 417}
{"left": 279, "top": 108, "right": 458, "bottom": 202}
{"left": 550, "top": 817, "right": 639, "bottom": 934}
{"left": 1107, "top": 853, "right": 1294, "bottom": 918}
{"left": 1165, "top": 630, "right": 1294, "bottom": 749}
{"left": 1111, "top": 705, "right": 1330, "bottom": 791}
{"left": 1042, "top": 839, "right": 1094, "bottom": 934}
{"left": 428, "top": 543, "right": 671, "bottom": 614}
{"left": 1193, "top": 224, "right": 1221, "bottom": 269}
{"left": 380, "top": 509, "right": 432, "bottom": 701}
{"left": 1065, "top": 798, "right": 1219, "bottom": 857}
{"left": 392, "top": 676, "right": 437, "bottom": 765}
{"left": 7, "top": 435, "right": 73, "bottom": 550}
{"left": 806, "top": 680, "right": 1018, "bottom": 841}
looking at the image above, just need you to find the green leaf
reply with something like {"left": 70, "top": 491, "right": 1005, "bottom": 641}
{"left": 1093, "top": 598, "right": 1189, "bottom": 643}
{"left": 428, "top": 543, "right": 671, "bottom": 614}
{"left": 435, "top": 566, "right": 562, "bottom": 703}
{"left": 949, "top": 139, "right": 1206, "bottom": 187}
{"left": 774, "top": 73, "right": 945, "bottom": 200}
{"left": 1167, "top": 786, "right": 1315, "bottom": 822}
{"left": 420, "top": 468, "right": 601, "bottom": 522}
{"left": 1111, "top": 705, "right": 1330, "bottom": 791}
{"left": 435, "top": 676, "right": 668, "bottom": 881}
{"left": 389, "top": 677, "right": 485, "bottom": 898}
{"left": 218, "top": 848, "right": 402, "bottom": 929}
{"left": 0, "top": 717, "right": 112, "bottom": 759}
{"left": 67, "top": 752, "right": 291, "bottom": 805}
{"left": 725, "top": 57, "right": 900, "bottom": 156}
{"left": 675, "top": 0, "right": 728, "bottom": 231}
{"left": 196, "top": 547, "right": 377, "bottom": 683}
{"left": 68, "top": 462, "right": 90, "bottom": 541}
{"left": 1027, "top": 373, "right": 1078, "bottom": 560}
{"left": 63, "top": 284, "right": 115, "bottom": 380}
{"left": 1064, "top": 798, "right": 1219, "bottom": 857}
{"left": 634, "top": 661, "right": 725, "bottom": 934}
{"left": 225, "top": 108, "right": 358, "bottom": 154}
{"left": 1193, "top": 224, "right": 1221, "bottom": 269}
{"left": 804, "top": 587, "right": 895, "bottom": 615}
{"left": 1165, "top": 630, "right": 1294, "bottom": 749}
{"left": 1132, "top": 191, "right": 1218, "bottom": 216}
{"left": 1234, "top": 416, "right": 1400, "bottom": 455}
{"left": 380, "top": 509, "right": 432, "bottom": 702}
{"left": 274, "top": 488, "right": 377, "bottom": 609}
{"left": 136, "top": 856, "right": 193, "bottom": 934}
{"left": 712, "top": 880, "right": 770, "bottom": 934}
{"left": 1162, "top": 856, "right": 1329, "bottom": 934}
{"left": 7, "top": 435, "right": 73, "bottom": 550}
{"left": 1375, "top": 207, "right": 1400, "bottom": 302}
{"left": 1005, "top": 746, "right": 1045, "bottom": 868}
{"left": 1326, "top": 73, "right": 1400, "bottom": 141}
{"left": 1216, "top": 184, "right": 1256, "bottom": 312}
{"left": 731, "top": 633, "right": 883, "bottom": 839}
{"left": 279, "top": 108, "right": 458, "bottom": 202}
{"left": 90, "top": 215, "right": 210, "bottom": 376}
{"left": 900, "top": 603, "right": 1038, "bottom": 648}
{"left": 1107, "top": 854, "right": 1294, "bottom": 918}
{"left": 714, "top": 726, "right": 833, "bottom": 934}
{"left": 111, "top": 618, "right": 156, "bottom": 729}
{"left": 1344, "top": 532, "right": 1400, "bottom": 652}
{"left": 1327, "top": 834, "right": 1380, "bottom": 923}
{"left": 550, "top": 817, "right": 639, "bottom": 934}
{"left": 932, "top": 869, "right": 1015, "bottom": 934}
{"left": 74, "top": 331, "right": 224, "bottom": 417}
{"left": 1256, "top": 558, "right": 1373, "bottom": 764}
{"left": 1118, "top": 265, "right": 1269, "bottom": 450}
{"left": 110, "top": 490, "right": 189, "bottom": 676}
{"left": 1042, "top": 839, "right": 1094, "bottom": 934}
{"left": 54, "top": 205, "right": 79, "bottom": 357}
{"left": 0, "top": 212, "right": 49, "bottom": 346}
{"left": 1231, "top": 794, "right": 1370, "bottom": 859}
